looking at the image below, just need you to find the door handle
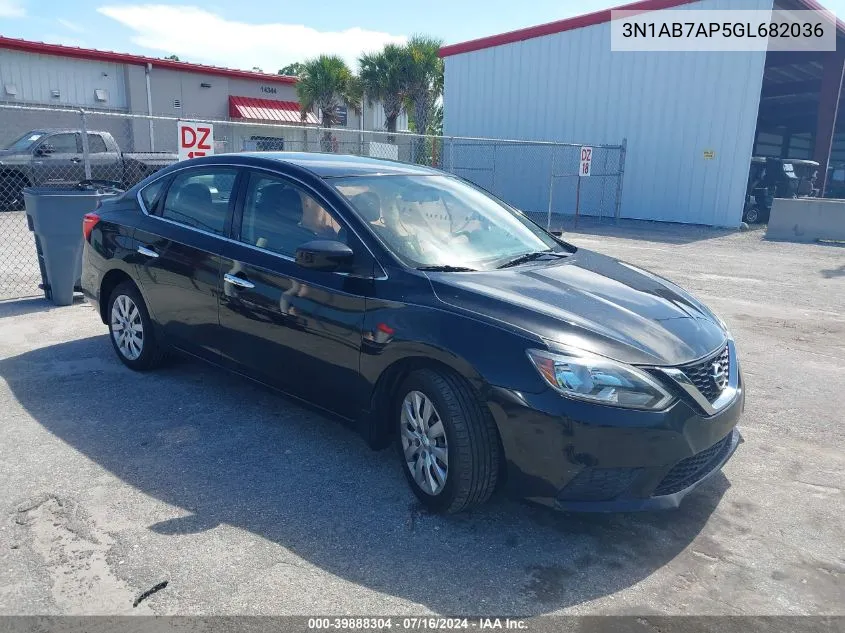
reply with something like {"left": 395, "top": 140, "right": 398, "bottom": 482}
{"left": 137, "top": 245, "right": 159, "bottom": 258}
{"left": 224, "top": 273, "right": 255, "bottom": 289}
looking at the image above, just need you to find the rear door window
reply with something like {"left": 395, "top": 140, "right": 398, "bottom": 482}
{"left": 86, "top": 134, "right": 109, "bottom": 153}
{"left": 160, "top": 168, "right": 238, "bottom": 235}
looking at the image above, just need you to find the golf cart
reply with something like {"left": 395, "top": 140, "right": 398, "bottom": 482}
{"left": 743, "top": 157, "right": 820, "bottom": 224}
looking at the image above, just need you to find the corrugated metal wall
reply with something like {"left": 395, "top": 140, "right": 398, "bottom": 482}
{"left": 370, "top": 105, "right": 409, "bottom": 132}
{"left": 443, "top": 0, "right": 774, "bottom": 227}
{"left": 0, "top": 49, "right": 127, "bottom": 110}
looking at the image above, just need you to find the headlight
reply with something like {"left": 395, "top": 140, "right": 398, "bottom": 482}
{"left": 526, "top": 349, "right": 675, "bottom": 411}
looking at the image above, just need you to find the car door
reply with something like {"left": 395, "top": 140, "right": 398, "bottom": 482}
{"left": 133, "top": 166, "right": 241, "bottom": 362}
{"left": 31, "top": 132, "right": 85, "bottom": 187}
{"left": 218, "top": 169, "right": 373, "bottom": 418}
{"left": 84, "top": 133, "right": 121, "bottom": 183}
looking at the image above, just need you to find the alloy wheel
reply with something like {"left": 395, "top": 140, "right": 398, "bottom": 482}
{"left": 400, "top": 390, "right": 449, "bottom": 495}
{"left": 111, "top": 294, "right": 144, "bottom": 360}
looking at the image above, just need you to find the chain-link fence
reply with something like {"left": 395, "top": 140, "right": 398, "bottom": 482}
{"left": 0, "top": 103, "right": 626, "bottom": 300}
{"left": 0, "top": 210, "right": 40, "bottom": 300}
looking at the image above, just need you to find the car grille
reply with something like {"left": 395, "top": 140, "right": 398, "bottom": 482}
{"left": 653, "top": 433, "right": 732, "bottom": 496}
{"left": 681, "top": 344, "right": 730, "bottom": 403}
{"left": 557, "top": 467, "right": 641, "bottom": 502}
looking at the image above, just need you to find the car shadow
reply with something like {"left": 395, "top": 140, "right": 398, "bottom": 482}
{"left": 0, "top": 335, "right": 728, "bottom": 615}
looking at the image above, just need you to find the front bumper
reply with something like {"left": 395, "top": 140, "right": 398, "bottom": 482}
{"left": 486, "top": 372, "right": 745, "bottom": 512}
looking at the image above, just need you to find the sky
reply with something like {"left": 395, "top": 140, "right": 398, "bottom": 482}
{"left": 0, "top": 0, "right": 842, "bottom": 74}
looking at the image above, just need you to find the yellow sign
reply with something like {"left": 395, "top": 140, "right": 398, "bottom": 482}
{"left": 703, "top": 150, "right": 716, "bottom": 160}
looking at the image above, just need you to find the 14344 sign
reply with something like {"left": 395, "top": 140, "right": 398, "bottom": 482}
{"left": 260, "top": 86, "right": 278, "bottom": 95}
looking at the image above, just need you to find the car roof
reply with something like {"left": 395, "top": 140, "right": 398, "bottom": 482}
{"left": 236, "top": 152, "right": 443, "bottom": 178}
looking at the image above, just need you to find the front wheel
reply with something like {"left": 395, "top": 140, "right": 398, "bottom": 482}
{"left": 107, "top": 281, "right": 166, "bottom": 370}
{"left": 396, "top": 369, "right": 500, "bottom": 513}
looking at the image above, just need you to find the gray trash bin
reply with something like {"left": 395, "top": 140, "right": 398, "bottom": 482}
{"left": 23, "top": 183, "right": 123, "bottom": 306}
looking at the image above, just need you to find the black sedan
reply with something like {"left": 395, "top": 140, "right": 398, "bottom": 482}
{"left": 81, "top": 152, "right": 743, "bottom": 513}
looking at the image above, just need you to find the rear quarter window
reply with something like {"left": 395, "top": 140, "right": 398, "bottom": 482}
{"left": 139, "top": 178, "right": 167, "bottom": 214}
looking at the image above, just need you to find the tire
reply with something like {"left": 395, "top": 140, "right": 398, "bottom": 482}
{"left": 743, "top": 205, "right": 760, "bottom": 224}
{"left": 396, "top": 369, "right": 500, "bottom": 513}
{"left": 107, "top": 281, "right": 166, "bottom": 370}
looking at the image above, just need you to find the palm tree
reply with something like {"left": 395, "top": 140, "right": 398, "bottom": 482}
{"left": 427, "top": 103, "right": 444, "bottom": 167}
{"left": 296, "top": 55, "right": 360, "bottom": 151}
{"left": 359, "top": 44, "right": 405, "bottom": 137}
{"left": 428, "top": 102, "right": 443, "bottom": 136}
{"left": 401, "top": 35, "right": 444, "bottom": 163}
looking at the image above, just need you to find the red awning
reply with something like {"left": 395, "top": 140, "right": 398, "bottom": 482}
{"left": 229, "top": 96, "right": 319, "bottom": 125}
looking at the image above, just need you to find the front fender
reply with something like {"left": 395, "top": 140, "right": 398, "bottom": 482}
{"left": 360, "top": 300, "right": 548, "bottom": 403}
{"left": 356, "top": 299, "right": 548, "bottom": 455}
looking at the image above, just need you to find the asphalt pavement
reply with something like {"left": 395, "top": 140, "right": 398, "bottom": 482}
{"left": 0, "top": 222, "right": 842, "bottom": 616}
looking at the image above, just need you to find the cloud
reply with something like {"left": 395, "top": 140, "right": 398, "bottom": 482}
{"left": 97, "top": 4, "right": 407, "bottom": 73}
{"left": 0, "top": 0, "right": 25, "bottom": 18}
{"left": 57, "top": 18, "right": 85, "bottom": 33}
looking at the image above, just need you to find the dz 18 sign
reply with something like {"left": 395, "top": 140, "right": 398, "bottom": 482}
{"left": 178, "top": 121, "right": 214, "bottom": 161}
{"left": 579, "top": 146, "right": 593, "bottom": 177}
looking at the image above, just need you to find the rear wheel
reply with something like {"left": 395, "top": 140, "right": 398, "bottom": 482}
{"left": 396, "top": 369, "right": 500, "bottom": 513}
{"left": 107, "top": 281, "right": 165, "bottom": 370}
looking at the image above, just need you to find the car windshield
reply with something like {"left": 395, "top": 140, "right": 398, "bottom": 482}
{"left": 332, "top": 175, "right": 571, "bottom": 271}
{"left": 5, "top": 132, "right": 44, "bottom": 151}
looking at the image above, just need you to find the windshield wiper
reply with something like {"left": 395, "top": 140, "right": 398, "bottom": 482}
{"left": 496, "top": 251, "right": 569, "bottom": 269}
{"left": 416, "top": 265, "right": 478, "bottom": 272}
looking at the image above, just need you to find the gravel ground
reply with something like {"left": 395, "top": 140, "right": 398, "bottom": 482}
{"left": 0, "top": 221, "right": 842, "bottom": 616}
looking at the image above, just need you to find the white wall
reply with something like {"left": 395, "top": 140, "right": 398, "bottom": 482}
{"left": 0, "top": 49, "right": 127, "bottom": 109}
{"left": 443, "top": 0, "right": 773, "bottom": 227}
{"left": 368, "top": 103, "right": 409, "bottom": 132}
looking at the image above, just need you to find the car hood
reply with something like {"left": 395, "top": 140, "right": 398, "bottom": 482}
{"left": 428, "top": 249, "right": 727, "bottom": 366}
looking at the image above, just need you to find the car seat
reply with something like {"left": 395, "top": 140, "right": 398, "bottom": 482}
{"left": 247, "top": 184, "right": 310, "bottom": 254}
{"left": 172, "top": 182, "right": 215, "bottom": 231}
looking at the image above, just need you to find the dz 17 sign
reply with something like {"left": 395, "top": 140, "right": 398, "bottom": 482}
{"left": 579, "top": 146, "right": 593, "bottom": 177}
{"left": 178, "top": 121, "right": 214, "bottom": 160}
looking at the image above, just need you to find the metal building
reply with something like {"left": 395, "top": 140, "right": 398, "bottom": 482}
{"left": 440, "top": 0, "right": 845, "bottom": 227}
{"left": 0, "top": 37, "right": 406, "bottom": 153}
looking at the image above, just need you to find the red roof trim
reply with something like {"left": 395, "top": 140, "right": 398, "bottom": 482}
{"left": 229, "top": 96, "right": 319, "bottom": 125}
{"left": 0, "top": 36, "right": 297, "bottom": 84}
{"left": 439, "top": 0, "right": 842, "bottom": 57}
{"left": 439, "top": 0, "right": 699, "bottom": 57}
{"left": 790, "top": 0, "right": 845, "bottom": 33}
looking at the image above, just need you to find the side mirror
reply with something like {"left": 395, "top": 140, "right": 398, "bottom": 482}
{"left": 35, "top": 143, "right": 55, "bottom": 156}
{"left": 295, "top": 240, "right": 354, "bottom": 272}
{"left": 550, "top": 230, "right": 564, "bottom": 237}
